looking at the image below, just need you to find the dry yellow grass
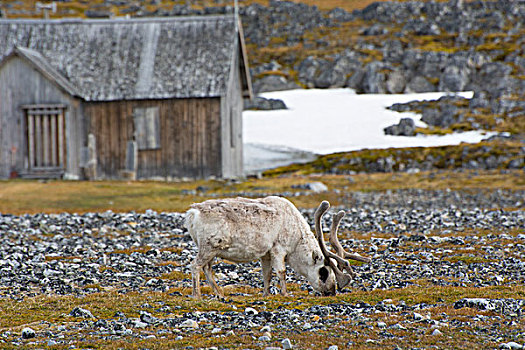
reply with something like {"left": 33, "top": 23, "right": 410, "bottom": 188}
{"left": 0, "top": 169, "right": 523, "bottom": 215}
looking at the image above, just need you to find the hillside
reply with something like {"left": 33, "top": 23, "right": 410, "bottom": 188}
{"left": 1, "top": 0, "right": 523, "bottom": 169}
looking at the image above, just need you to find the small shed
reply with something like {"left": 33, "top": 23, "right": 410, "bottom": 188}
{"left": 0, "top": 15, "right": 252, "bottom": 180}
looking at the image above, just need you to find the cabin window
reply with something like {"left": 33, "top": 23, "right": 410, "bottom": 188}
{"left": 133, "top": 107, "right": 160, "bottom": 150}
{"left": 22, "top": 104, "right": 67, "bottom": 171}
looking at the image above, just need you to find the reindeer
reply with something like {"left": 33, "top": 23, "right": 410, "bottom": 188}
{"left": 184, "top": 196, "right": 370, "bottom": 299}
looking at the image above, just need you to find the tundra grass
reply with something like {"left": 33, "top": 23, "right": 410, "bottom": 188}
{"left": 1, "top": 284, "right": 524, "bottom": 349}
{"left": 0, "top": 169, "right": 523, "bottom": 215}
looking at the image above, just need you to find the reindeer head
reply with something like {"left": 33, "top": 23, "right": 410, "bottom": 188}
{"left": 314, "top": 200, "right": 371, "bottom": 293}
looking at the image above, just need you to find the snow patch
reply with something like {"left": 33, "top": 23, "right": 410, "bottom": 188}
{"left": 243, "top": 89, "right": 492, "bottom": 173}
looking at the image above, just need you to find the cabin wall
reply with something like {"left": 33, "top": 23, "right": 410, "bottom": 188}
{"left": 84, "top": 97, "right": 222, "bottom": 179}
{"left": 220, "top": 42, "right": 244, "bottom": 178}
{"left": 0, "top": 57, "right": 83, "bottom": 179}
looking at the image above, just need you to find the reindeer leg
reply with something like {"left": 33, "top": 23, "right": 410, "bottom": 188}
{"left": 191, "top": 262, "right": 203, "bottom": 300}
{"left": 203, "top": 259, "right": 224, "bottom": 298}
{"left": 277, "top": 270, "right": 288, "bottom": 296}
{"left": 261, "top": 253, "right": 272, "bottom": 297}
{"left": 191, "top": 249, "right": 215, "bottom": 299}
{"left": 270, "top": 249, "right": 288, "bottom": 297}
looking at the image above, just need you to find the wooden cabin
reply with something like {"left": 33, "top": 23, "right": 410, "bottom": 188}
{"left": 0, "top": 16, "right": 252, "bottom": 180}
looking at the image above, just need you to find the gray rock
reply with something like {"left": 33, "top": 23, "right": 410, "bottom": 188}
{"left": 282, "top": 338, "right": 293, "bottom": 349}
{"left": 361, "top": 24, "right": 388, "bottom": 36}
{"left": 405, "top": 76, "right": 436, "bottom": 93}
{"left": 292, "top": 182, "right": 328, "bottom": 192}
{"left": 245, "top": 307, "right": 259, "bottom": 315}
{"left": 363, "top": 62, "right": 387, "bottom": 93}
{"left": 413, "top": 312, "right": 424, "bottom": 320}
{"left": 253, "top": 75, "right": 300, "bottom": 93}
{"left": 500, "top": 342, "right": 523, "bottom": 350}
{"left": 386, "top": 70, "right": 406, "bottom": 94}
{"left": 70, "top": 307, "right": 94, "bottom": 319}
{"left": 384, "top": 118, "right": 415, "bottom": 136}
{"left": 439, "top": 65, "right": 470, "bottom": 92}
{"left": 345, "top": 69, "right": 365, "bottom": 91}
{"left": 140, "top": 311, "right": 159, "bottom": 324}
{"left": 180, "top": 319, "right": 199, "bottom": 329}
{"left": 244, "top": 96, "right": 287, "bottom": 110}
{"left": 296, "top": 56, "right": 318, "bottom": 81}
{"left": 21, "top": 327, "right": 36, "bottom": 339}
{"left": 421, "top": 108, "right": 443, "bottom": 127}
{"left": 431, "top": 329, "right": 443, "bottom": 336}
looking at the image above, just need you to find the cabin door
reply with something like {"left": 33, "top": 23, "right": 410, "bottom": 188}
{"left": 22, "top": 104, "right": 67, "bottom": 178}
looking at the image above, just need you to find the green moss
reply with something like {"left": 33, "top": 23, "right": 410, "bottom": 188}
{"left": 264, "top": 141, "right": 525, "bottom": 176}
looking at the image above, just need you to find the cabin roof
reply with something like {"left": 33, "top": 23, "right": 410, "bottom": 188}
{"left": 0, "top": 16, "right": 252, "bottom": 101}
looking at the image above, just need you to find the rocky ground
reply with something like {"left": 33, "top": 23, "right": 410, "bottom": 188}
{"left": 1, "top": 188, "right": 523, "bottom": 349}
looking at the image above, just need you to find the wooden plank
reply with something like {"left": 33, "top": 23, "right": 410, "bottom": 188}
{"left": 194, "top": 98, "right": 199, "bottom": 176}
{"left": 50, "top": 114, "right": 57, "bottom": 166}
{"left": 101, "top": 103, "right": 109, "bottom": 176}
{"left": 107, "top": 103, "right": 114, "bottom": 176}
{"left": 42, "top": 114, "right": 50, "bottom": 167}
{"left": 208, "top": 99, "right": 220, "bottom": 176}
{"left": 35, "top": 115, "right": 42, "bottom": 167}
{"left": 27, "top": 115, "right": 35, "bottom": 169}
{"left": 198, "top": 99, "right": 205, "bottom": 178}
{"left": 58, "top": 111, "right": 64, "bottom": 168}
{"left": 26, "top": 109, "right": 63, "bottom": 115}
{"left": 21, "top": 104, "right": 67, "bottom": 110}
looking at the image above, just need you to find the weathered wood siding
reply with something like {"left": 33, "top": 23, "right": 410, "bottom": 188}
{"left": 0, "top": 56, "right": 83, "bottom": 179}
{"left": 84, "top": 98, "right": 222, "bottom": 179}
{"left": 220, "top": 40, "right": 244, "bottom": 178}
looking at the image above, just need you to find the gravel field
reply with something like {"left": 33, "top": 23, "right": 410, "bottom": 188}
{"left": 1, "top": 188, "right": 524, "bottom": 349}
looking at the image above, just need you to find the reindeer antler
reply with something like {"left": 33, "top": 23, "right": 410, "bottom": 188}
{"left": 329, "top": 210, "right": 371, "bottom": 264}
{"left": 314, "top": 201, "right": 352, "bottom": 289}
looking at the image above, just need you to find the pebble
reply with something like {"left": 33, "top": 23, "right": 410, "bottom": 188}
{"left": 21, "top": 328, "right": 35, "bottom": 339}
{"left": 413, "top": 312, "right": 424, "bottom": 321}
{"left": 282, "top": 338, "right": 293, "bottom": 349}
{"left": 0, "top": 189, "right": 522, "bottom": 347}
{"left": 259, "top": 335, "right": 271, "bottom": 341}
{"left": 180, "top": 319, "right": 199, "bottom": 329}
{"left": 69, "top": 307, "right": 94, "bottom": 319}
{"left": 245, "top": 307, "right": 258, "bottom": 315}
{"left": 432, "top": 329, "right": 443, "bottom": 336}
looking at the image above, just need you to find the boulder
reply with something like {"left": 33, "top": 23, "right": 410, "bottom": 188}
{"left": 439, "top": 65, "right": 470, "bottom": 91}
{"left": 345, "top": 69, "right": 365, "bottom": 92}
{"left": 21, "top": 327, "right": 36, "bottom": 339}
{"left": 386, "top": 70, "right": 406, "bottom": 94}
{"left": 252, "top": 75, "right": 300, "bottom": 93}
{"left": 405, "top": 76, "right": 436, "bottom": 93}
{"left": 327, "top": 7, "right": 354, "bottom": 22}
{"left": 384, "top": 118, "right": 416, "bottom": 136}
{"left": 361, "top": 24, "right": 388, "bottom": 36}
{"left": 244, "top": 96, "right": 287, "bottom": 110}
{"left": 362, "top": 61, "right": 387, "bottom": 93}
